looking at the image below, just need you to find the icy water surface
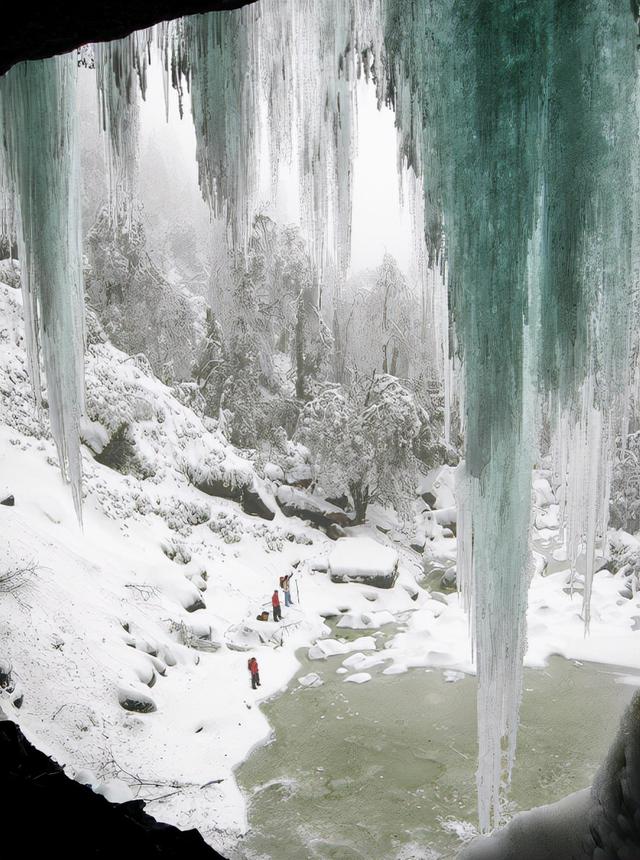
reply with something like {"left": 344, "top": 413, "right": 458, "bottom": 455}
{"left": 234, "top": 637, "right": 639, "bottom": 860}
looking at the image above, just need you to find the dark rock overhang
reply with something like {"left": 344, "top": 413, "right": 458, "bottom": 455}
{"left": 0, "top": 1, "right": 257, "bottom": 76}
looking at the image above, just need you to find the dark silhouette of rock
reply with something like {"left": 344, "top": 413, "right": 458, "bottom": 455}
{"left": 326, "top": 494, "right": 349, "bottom": 510}
{"left": 460, "top": 691, "right": 640, "bottom": 859}
{"left": 326, "top": 523, "right": 347, "bottom": 541}
{"left": 277, "top": 486, "right": 354, "bottom": 529}
{"left": 0, "top": 2, "right": 257, "bottom": 76}
{"left": 185, "top": 596, "right": 207, "bottom": 613}
{"left": 0, "top": 493, "right": 14, "bottom": 506}
{"left": 194, "top": 476, "right": 244, "bottom": 502}
{"left": 118, "top": 687, "right": 157, "bottom": 713}
{"left": 0, "top": 711, "right": 224, "bottom": 858}
{"left": 421, "top": 491, "right": 437, "bottom": 509}
{"left": 241, "top": 486, "right": 275, "bottom": 520}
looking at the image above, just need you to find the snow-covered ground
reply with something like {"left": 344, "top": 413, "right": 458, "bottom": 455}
{"left": 0, "top": 282, "right": 420, "bottom": 853}
{"left": 1, "top": 279, "right": 639, "bottom": 855}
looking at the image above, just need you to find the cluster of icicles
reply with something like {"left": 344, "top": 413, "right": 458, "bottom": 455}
{"left": 1, "top": 0, "right": 639, "bottom": 833}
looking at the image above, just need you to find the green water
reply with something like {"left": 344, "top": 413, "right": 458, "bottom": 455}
{"left": 234, "top": 645, "right": 638, "bottom": 860}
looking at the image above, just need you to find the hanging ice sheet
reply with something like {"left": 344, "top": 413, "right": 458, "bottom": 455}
{"left": 378, "top": 0, "right": 640, "bottom": 829}
{"left": 0, "top": 55, "right": 85, "bottom": 521}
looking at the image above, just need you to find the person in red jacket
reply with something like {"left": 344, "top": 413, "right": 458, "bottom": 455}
{"left": 248, "top": 656, "right": 260, "bottom": 689}
{"left": 271, "top": 589, "right": 282, "bottom": 622}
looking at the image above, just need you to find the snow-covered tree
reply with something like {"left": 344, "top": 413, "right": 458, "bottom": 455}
{"left": 610, "top": 429, "right": 640, "bottom": 534}
{"left": 202, "top": 216, "right": 330, "bottom": 448}
{"left": 333, "top": 254, "right": 416, "bottom": 385}
{"left": 85, "top": 206, "right": 206, "bottom": 384}
{"left": 296, "top": 374, "right": 425, "bottom": 522}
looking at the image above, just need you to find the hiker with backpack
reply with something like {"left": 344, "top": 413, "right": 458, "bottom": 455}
{"left": 280, "top": 573, "right": 294, "bottom": 607}
{"left": 248, "top": 656, "right": 261, "bottom": 689}
{"left": 271, "top": 589, "right": 282, "bottom": 622}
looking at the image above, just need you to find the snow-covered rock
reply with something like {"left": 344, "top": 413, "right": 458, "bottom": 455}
{"left": 328, "top": 536, "right": 399, "bottom": 588}
{"left": 307, "top": 636, "right": 377, "bottom": 660}
{"left": 336, "top": 609, "right": 395, "bottom": 629}
{"left": 277, "top": 486, "right": 353, "bottom": 529}
{"left": 344, "top": 672, "right": 372, "bottom": 684}
{"left": 298, "top": 672, "right": 323, "bottom": 688}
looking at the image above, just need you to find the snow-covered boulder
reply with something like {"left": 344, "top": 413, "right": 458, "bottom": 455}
{"left": 224, "top": 624, "right": 267, "bottom": 651}
{"left": 328, "top": 537, "right": 399, "bottom": 588}
{"left": 284, "top": 463, "right": 313, "bottom": 487}
{"left": 277, "top": 486, "right": 353, "bottom": 529}
{"left": 418, "top": 465, "right": 456, "bottom": 509}
{"left": 117, "top": 686, "right": 157, "bottom": 713}
{"left": 344, "top": 672, "right": 372, "bottom": 684}
{"left": 264, "top": 462, "right": 285, "bottom": 483}
{"left": 241, "top": 481, "right": 276, "bottom": 521}
{"left": 336, "top": 610, "right": 395, "bottom": 629}
{"left": 298, "top": 672, "right": 323, "bottom": 688}
{"left": 308, "top": 636, "right": 376, "bottom": 660}
{"left": 533, "top": 477, "right": 555, "bottom": 508}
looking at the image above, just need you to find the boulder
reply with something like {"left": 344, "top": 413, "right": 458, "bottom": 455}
{"left": 328, "top": 537, "right": 399, "bottom": 589}
{"left": 0, "top": 494, "right": 15, "bottom": 507}
{"left": 298, "top": 672, "right": 323, "bottom": 688}
{"left": 421, "top": 490, "right": 437, "bottom": 509}
{"left": 184, "top": 596, "right": 207, "bottom": 613}
{"left": 194, "top": 476, "right": 243, "bottom": 502}
{"left": 264, "top": 462, "right": 285, "bottom": 483}
{"left": 326, "top": 494, "right": 350, "bottom": 510}
{"left": 117, "top": 687, "right": 157, "bottom": 714}
{"left": 0, "top": 660, "right": 12, "bottom": 690}
{"left": 326, "top": 523, "right": 347, "bottom": 541}
{"left": 284, "top": 463, "right": 313, "bottom": 487}
{"left": 277, "top": 486, "right": 354, "bottom": 529}
{"left": 241, "top": 484, "right": 276, "bottom": 521}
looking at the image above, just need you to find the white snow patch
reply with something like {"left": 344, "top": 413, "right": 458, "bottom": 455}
{"left": 344, "top": 672, "right": 372, "bottom": 684}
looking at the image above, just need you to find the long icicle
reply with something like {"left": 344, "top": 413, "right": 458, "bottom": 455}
{"left": 0, "top": 55, "right": 85, "bottom": 520}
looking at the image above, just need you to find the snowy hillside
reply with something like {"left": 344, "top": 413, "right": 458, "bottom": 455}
{"left": 0, "top": 280, "right": 424, "bottom": 853}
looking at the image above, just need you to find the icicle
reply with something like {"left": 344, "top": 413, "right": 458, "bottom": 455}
{"left": 161, "top": 1, "right": 368, "bottom": 277}
{"left": 378, "top": 0, "right": 640, "bottom": 829}
{"left": 0, "top": 56, "right": 85, "bottom": 520}
{"left": 94, "top": 31, "right": 151, "bottom": 224}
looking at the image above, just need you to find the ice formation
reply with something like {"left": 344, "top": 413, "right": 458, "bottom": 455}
{"left": 94, "top": 31, "right": 152, "bottom": 223}
{"left": 159, "top": 1, "right": 371, "bottom": 277}
{"left": 1, "top": 0, "right": 639, "bottom": 832}
{"left": 375, "top": 0, "right": 640, "bottom": 828}
{"left": 0, "top": 55, "right": 85, "bottom": 520}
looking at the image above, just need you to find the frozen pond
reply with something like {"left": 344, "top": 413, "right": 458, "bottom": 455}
{"left": 234, "top": 637, "right": 639, "bottom": 859}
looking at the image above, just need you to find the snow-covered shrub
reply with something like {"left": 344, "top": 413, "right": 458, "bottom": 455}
{"left": 160, "top": 539, "right": 192, "bottom": 565}
{"left": 0, "top": 258, "right": 20, "bottom": 289}
{"left": 609, "top": 431, "right": 640, "bottom": 533}
{"left": 94, "top": 423, "right": 153, "bottom": 479}
{"left": 159, "top": 498, "right": 210, "bottom": 535}
{"left": 208, "top": 512, "right": 243, "bottom": 543}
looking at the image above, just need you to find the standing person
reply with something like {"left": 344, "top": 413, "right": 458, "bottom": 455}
{"left": 282, "top": 573, "right": 294, "bottom": 607}
{"left": 271, "top": 589, "right": 282, "bottom": 622}
{"left": 248, "top": 656, "right": 260, "bottom": 689}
